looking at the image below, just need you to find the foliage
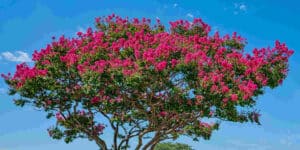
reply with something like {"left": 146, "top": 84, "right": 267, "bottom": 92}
{"left": 1, "top": 14, "right": 293, "bottom": 150}
{"left": 154, "top": 142, "right": 193, "bottom": 150}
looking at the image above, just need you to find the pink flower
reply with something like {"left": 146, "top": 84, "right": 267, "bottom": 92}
{"left": 123, "top": 69, "right": 134, "bottom": 76}
{"left": 77, "top": 64, "right": 86, "bottom": 75}
{"left": 91, "top": 60, "right": 106, "bottom": 73}
{"left": 211, "top": 74, "right": 220, "bottom": 83}
{"left": 134, "top": 49, "right": 140, "bottom": 59}
{"left": 196, "top": 95, "right": 204, "bottom": 101}
{"left": 221, "top": 85, "right": 229, "bottom": 93}
{"left": 91, "top": 97, "right": 101, "bottom": 104}
{"left": 45, "top": 100, "right": 52, "bottom": 106}
{"left": 210, "top": 85, "right": 219, "bottom": 93}
{"left": 41, "top": 60, "right": 51, "bottom": 65}
{"left": 221, "top": 60, "right": 232, "bottom": 70}
{"left": 230, "top": 94, "right": 238, "bottom": 102}
{"left": 142, "top": 49, "right": 155, "bottom": 63}
{"left": 60, "top": 52, "right": 79, "bottom": 67}
{"left": 78, "top": 110, "right": 86, "bottom": 116}
{"left": 55, "top": 112, "right": 64, "bottom": 121}
{"left": 171, "top": 59, "right": 178, "bottom": 68}
{"left": 32, "top": 44, "right": 53, "bottom": 61}
{"left": 159, "top": 111, "right": 168, "bottom": 117}
{"left": 77, "top": 31, "right": 83, "bottom": 37}
{"left": 199, "top": 122, "right": 212, "bottom": 128}
{"left": 184, "top": 53, "right": 193, "bottom": 64}
{"left": 222, "top": 98, "right": 229, "bottom": 103}
{"left": 115, "top": 96, "right": 122, "bottom": 103}
{"left": 95, "top": 124, "right": 105, "bottom": 134}
{"left": 95, "top": 17, "right": 101, "bottom": 24}
{"left": 155, "top": 61, "right": 167, "bottom": 71}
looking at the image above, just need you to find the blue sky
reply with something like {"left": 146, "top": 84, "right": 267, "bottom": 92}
{"left": 0, "top": 0, "right": 300, "bottom": 150}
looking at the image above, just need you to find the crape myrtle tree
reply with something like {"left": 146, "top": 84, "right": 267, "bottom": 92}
{"left": 2, "top": 14, "right": 293, "bottom": 150}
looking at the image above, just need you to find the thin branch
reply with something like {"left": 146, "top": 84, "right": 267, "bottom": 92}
{"left": 135, "top": 129, "right": 151, "bottom": 150}
{"left": 141, "top": 131, "right": 161, "bottom": 150}
{"left": 99, "top": 110, "right": 116, "bottom": 130}
{"left": 113, "top": 122, "right": 119, "bottom": 150}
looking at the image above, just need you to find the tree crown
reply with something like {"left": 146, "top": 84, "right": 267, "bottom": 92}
{"left": 2, "top": 14, "right": 293, "bottom": 150}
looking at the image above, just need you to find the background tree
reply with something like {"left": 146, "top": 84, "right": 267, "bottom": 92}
{"left": 2, "top": 14, "right": 293, "bottom": 150}
{"left": 154, "top": 142, "right": 193, "bottom": 150}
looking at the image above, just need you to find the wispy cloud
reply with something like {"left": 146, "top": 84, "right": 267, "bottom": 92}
{"left": 279, "top": 131, "right": 300, "bottom": 147}
{"left": 0, "top": 88, "right": 6, "bottom": 95}
{"left": 186, "top": 13, "right": 194, "bottom": 18}
{"left": 173, "top": 3, "right": 178, "bottom": 8}
{"left": 227, "top": 139, "right": 271, "bottom": 150}
{"left": 1, "top": 51, "right": 32, "bottom": 62}
{"left": 212, "top": 26, "right": 219, "bottom": 32}
{"left": 239, "top": 4, "right": 247, "bottom": 11}
{"left": 233, "top": 3, "right": 247, "bottom": 15}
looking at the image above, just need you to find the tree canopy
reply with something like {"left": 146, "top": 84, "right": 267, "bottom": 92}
{"left": 2, "top": 14, "right": 293, "bottom": 150}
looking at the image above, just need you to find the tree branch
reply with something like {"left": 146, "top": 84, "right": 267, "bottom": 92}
{"left": 113, "top": 122, "right": 119, "bottom": 150}
{"left": 141, "top": 131, "right": 161, "bottom": 150}
{"left": 135, "top": 129, "right": 151, "bottom": 150}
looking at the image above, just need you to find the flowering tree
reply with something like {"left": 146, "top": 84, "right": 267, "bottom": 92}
{"left": 2, "top": 14, "right": 293, "bottom": 150}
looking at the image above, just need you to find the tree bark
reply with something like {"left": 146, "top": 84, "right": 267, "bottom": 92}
{"left": 135, "top": 129, "right": 150, "bottom": 150}
{"left": 141, "top": 132, "right": 161, "bottom": 150}
{"left": 93, "top": 135, "right": 108, "bottom": 150}
{"left": 113, "top": 123, "right": 119, "bottom": 150}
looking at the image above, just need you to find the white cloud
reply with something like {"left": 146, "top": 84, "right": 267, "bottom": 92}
{"left": 186, "top": 13, "right": 194, "bottom": 18}
{"left": 233, "top": 3, "right": 247, "bottom": 15}
{"left": 173, "top": 3, "right": 178, "bottom": 8}
{"left": 239, "top": 4, "right": 247, "bottom": 11}
{"left": 1, "top": 51, "right": 32, "bottom": 62}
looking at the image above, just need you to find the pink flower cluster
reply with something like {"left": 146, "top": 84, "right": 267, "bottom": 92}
{"left": 199, "top": 121, "right": 215, "bottom": 129}
{"left": 60, "top": 49, "right": 79, "bottom": 67}
{"left": 10, "top": 63, "right": 47, "bottom": 88}
{"left": 3, "top": 14, "right": 293, "bottom": 107}
{"left": 159, "top": 111, "right": 168, "bottom": 117}
{"left": 94, "top": 124, "right": 105, "bottom": 134}
{"left": 91, "top": 94, "right": 123, "bottom": 104}
{"left": 55, "top": 112, "right": 65, "bottom": 121}
{"left": 32, "top": 44, "right": 54, "bottom": 61}
{"left": 238, "top": 80, "right": 258, "bottom": 99}
{"left": 170, "top": 18, "right": 211, "bottom": 35}
{"left": 156, "top": 61, "right": 167, "bottom": 71}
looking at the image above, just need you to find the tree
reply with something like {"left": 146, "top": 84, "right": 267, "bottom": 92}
{"left": 2, "top": 14, "right": 293, "bottom": 150}
{"left": 155, "top": 142, "right": 193, "bottom": 150}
